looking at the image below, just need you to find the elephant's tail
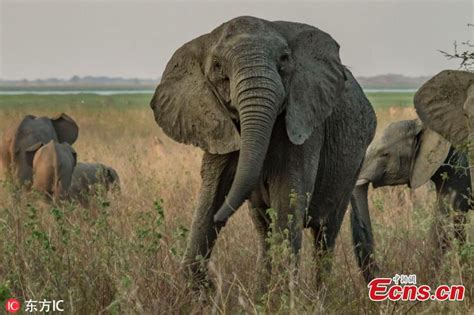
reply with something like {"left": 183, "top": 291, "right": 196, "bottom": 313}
{"left": 350, "top": 195, "right": 378, "bottom": 283}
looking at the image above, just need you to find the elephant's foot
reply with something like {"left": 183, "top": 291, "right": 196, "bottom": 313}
{"left": 182, "top": 256, "right": 215, "bottom": 292}
{"left": 313, "top": 251, "right": 333, "bottom": 290}
{"left": 363, "top": 259, "right": 380, "bottom": 283}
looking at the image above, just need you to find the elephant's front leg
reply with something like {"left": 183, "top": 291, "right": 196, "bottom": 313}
{"left": 183, "top": 152, "right": 237, "bottom": 288}
{"left": 432, "top": 196, "right": 453, "bottom": 259}
{"left": 267, "top": 177, "right": 315, "bottom": 291}
{"left": 267, "top": 140, "right": 321, "bottom": 284}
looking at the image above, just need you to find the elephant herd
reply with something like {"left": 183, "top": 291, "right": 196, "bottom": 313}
{"left": 2, "top": 16, "right": 473, "bottom": 292}
{"left": 0, "top": 114, "right": 120, "bottom": 203}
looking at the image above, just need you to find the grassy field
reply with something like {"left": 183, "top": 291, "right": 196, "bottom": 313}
{"left": 0, "top": 92, "right": 472, "bottom": 314}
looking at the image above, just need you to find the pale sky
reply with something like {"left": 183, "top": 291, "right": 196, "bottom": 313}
{"left": 0, "top": 0, "right": 472, "bottom": 80}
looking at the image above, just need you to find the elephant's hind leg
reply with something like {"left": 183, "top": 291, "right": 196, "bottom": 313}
{"left": 309, "top": 197, "right": 350, "bottom": 288}
{"left": 308, "top": 116, "right": 369, "bottom": 285}
{"left": 183, "top": 152, "right": 237, "bottom": 288}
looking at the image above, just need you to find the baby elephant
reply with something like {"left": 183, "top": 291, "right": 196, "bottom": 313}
{"left": 70, "top": 163, "right": 120, "bottom": 203}
{"left": 26, "top": 140, "right": 77, "bottom": 200}
{"left": 351, "top": 119, "right": 471, "bottom": 282}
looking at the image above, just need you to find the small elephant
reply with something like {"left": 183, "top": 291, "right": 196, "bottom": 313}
{"left": 69, "top": 162, "right": 120, "bottom": 203}
{"left": 351, "top": 119, "right": 471, "bottom": 282}
{"left": 0, "top": 113, "right": 78, "bottom": 186}
{"left": 25, "top": 140, "right": 77, "bottom": 200}
{"left": 150, "top": 16, "right": 376, "bottom": 288}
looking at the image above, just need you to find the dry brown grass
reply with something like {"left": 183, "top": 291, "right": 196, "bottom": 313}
{"left": 0, "top": 95, "right": 472, "bottom": 314}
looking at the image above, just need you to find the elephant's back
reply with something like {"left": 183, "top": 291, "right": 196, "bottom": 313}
{"left": 341, "top": 69, "right": 377, "bottom": 146}
{"left": 72, "top": 163, "right": 104, "bottom": 185}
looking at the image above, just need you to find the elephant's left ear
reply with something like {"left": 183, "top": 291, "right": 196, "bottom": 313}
{"left": 284, "top": 28, "right": 346, "bottom": 144}
{"left": 410, "top": 127, "right": 451, "bottom": 189}
{"left": 51, "top": 113, "right": 79, "bottom": 145}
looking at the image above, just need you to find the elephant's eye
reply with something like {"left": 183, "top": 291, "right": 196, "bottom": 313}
{"left": 279, "top": 53, "right": 290, "bottom": 63}
{"left": 213, "top": 61, "right": 222, "bottom": 71}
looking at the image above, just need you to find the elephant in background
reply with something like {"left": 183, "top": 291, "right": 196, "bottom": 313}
{"left": 26, "top": 140, "right": 77, "bottom": 201}
{"left": 351, "top": 119, "right": 471, "bottom": 282}
{"left": 150, "top": 16, "right": 376, "bottom": 288}
{"left": 414, "top": 70, "right": 474, "bottom": 192}
{"left": 70, "top": 162, "right": 120, "bottom": 205}
{"left": 0, "top": 113, "right": 79, "bottom": 185}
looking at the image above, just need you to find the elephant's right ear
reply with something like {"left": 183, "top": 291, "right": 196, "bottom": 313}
{"left": 150, "top": 38, "right": 240, "bottom": 154}
{"left": 51, "top": 113, "right": 79, "bottom": 145}
{"left": 106, "top": 167, "right": 120, "bottom": 184}
{"left": 25, "top": 142, "right": 43, "bottom": 167}
{"left": 410, "top": 127, "right": 450, "bottom": 189}
{"left": 414, "top": 70, "right": 474, "bottom": 146}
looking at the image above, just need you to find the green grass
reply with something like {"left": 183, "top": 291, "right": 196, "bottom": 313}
{"left": 365, "top": 91, "right": 415, "bottom": 108}
{"left": 0, "top": 91, "right": 414, "bottom": 112}
{"left": 0, "top": 94, "right": 152, "bottom": 111}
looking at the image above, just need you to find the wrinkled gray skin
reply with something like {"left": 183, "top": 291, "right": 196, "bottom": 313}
{"left": 70, "top": 162, "right": 120, "bottom": 204}
{"left": 0, "top": 113, "right": 79, "bottom": 186}
{"left": 150, "top": 16, "right": 376, "bottom": 288}
{"left": 26, "top": 140, "right": 77, "bottom": 201}
{"left": 351, "top": 119, "right": 471, "bottom": 283}
{"left": 415, "top": 70, "right": 474, "bottom": 196}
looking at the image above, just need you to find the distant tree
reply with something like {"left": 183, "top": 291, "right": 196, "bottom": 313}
{"left": 439, "top": 23, "right": 474, "bottom": 71}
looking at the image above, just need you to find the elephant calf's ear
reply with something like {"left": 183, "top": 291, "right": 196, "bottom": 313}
{"left": 410, "top": 128, "right": 451, "bottom": 189}
{"left": 284, "top": 28, "right": 346, "bottom": 145}
{"left": 25, "top": 142, "right": 43, "bottom": 167}
{"left": 52, "top": 113, "right": 79, "bottom": 144}
{"left": 150, "top": 38, "right": 240, "bottom": 154}
{"left": 106, "top": 167, "right": 119, "bottom": 184}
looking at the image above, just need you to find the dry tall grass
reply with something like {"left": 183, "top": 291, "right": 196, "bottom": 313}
{"left": 0, "top": 95, "right": 472, "bottom": 314}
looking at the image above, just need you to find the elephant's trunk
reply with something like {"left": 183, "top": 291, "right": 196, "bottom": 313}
{"left": 214, "top": 52, "right": 284, "bottom": 222}
{"left": 351, "top": 182, "right": 378, "bottom": 282}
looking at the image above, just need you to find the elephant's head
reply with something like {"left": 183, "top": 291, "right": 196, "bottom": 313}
{"left": 356, "top": 119, "right": 450, "bottom": 189}
{"left": 414, "top": 70, "right": 474, "bottom": 147}
{"left": 150, "top": 16, "right": 345, "bottom": 222}
{"left": 10, "top": 113, "right": 79, "bottom": 184}
{"left": 350, "top": 120, "right": 450, "bottom": 283}
{"left": 25, "top": 140, "right": 77, "bottom": 200}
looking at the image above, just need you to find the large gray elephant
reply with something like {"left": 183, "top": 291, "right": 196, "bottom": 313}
{"left": 351, "top": 119, "right": 471, "bottom": 282}
{"left": 26, "top": 140, "right": 77, "bottom": 201}
{"left": 0, "top": 113, "right": 79, "bottom": 185}
{"left": 414, "top": 70, "right": 474, "bottom": 191}
{"left": 150, "top": 16, "right": 376, "bottom": 287}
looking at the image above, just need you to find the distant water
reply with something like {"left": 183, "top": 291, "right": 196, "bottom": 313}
{"left": 0, "top": 90, "right": 155, "bottom": 95}
{"left": 0, "top": 88, "right": 416, "bottom": 95}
